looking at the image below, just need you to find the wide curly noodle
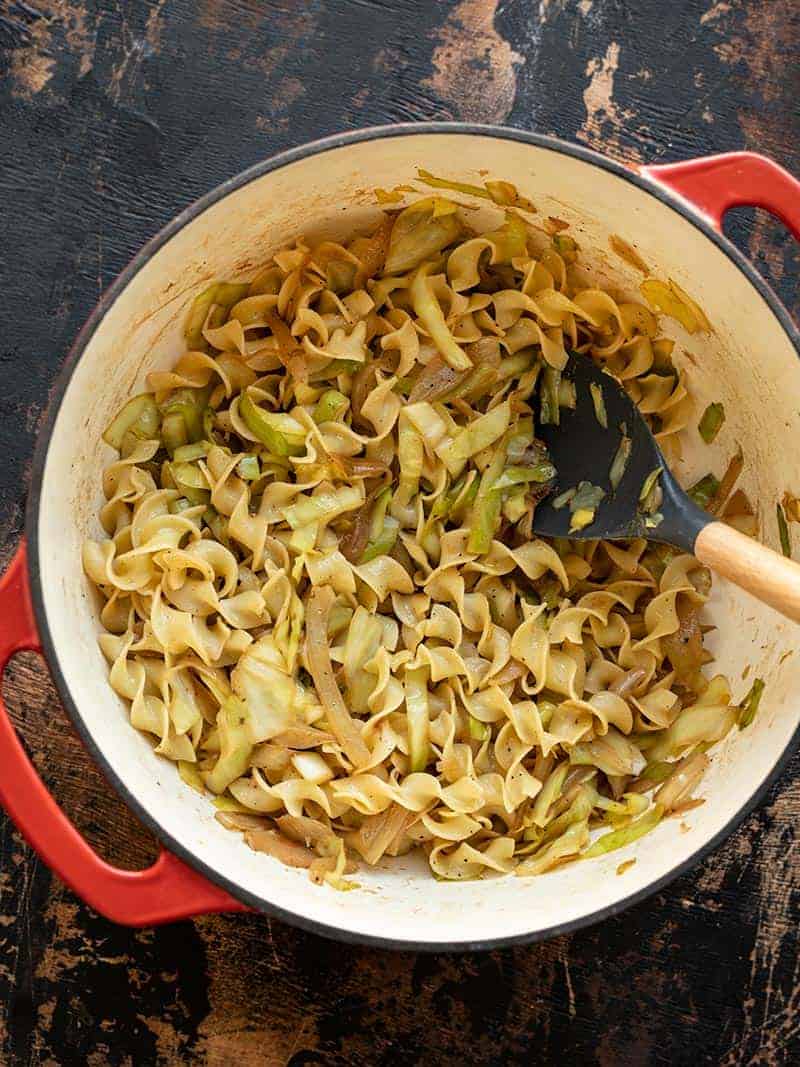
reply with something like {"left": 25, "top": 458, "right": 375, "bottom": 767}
{"left": 84, "top": 187, "right": 734, "bottom": 886}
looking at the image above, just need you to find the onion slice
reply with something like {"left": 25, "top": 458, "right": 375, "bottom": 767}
{"left": 339, "top": 487, "right": 379, "bottom": 563}
{"left": 265, "top": 310, "right": 308, "bottom": 381}
{"left": 305, "top": 585, "right": 371, "bottom": 767}
{"left": 349, "top": 803, "right": 417, "bottom": 865}
{"left": 354, "top": 214, "right": 394, "bottom": 285}
{"left": 408, "top": 355, "right": 469, "bottom": 404}
{"left": 245, "top": 829, "right": 318, "bottom": 867}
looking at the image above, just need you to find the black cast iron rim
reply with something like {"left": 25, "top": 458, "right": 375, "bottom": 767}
{"left": 24, "top": 122, "right": 800, "bottom": 952}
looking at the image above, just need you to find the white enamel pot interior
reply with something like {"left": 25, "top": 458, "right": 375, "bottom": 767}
{"left": 28, "top": 125, "right": 800, "bottom": 950}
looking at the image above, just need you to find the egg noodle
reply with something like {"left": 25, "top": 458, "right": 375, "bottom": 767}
{"left": 83, "top": 186, "right": 740, "bottom": 886}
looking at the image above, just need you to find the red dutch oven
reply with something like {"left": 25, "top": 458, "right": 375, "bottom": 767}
{"left": 0, "top": 126, "right": 799, "bottom": 950}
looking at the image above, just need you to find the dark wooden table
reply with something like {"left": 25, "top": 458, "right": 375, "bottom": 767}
{"left": 1, "top": 2, "right": 799, "bottom": 1063}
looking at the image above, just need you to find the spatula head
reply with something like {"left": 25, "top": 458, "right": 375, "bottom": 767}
{"left": 531, "top": 353, "right": 708, "bottom": 553}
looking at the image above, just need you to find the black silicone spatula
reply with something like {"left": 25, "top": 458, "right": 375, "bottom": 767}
{"left": 532, "top": 352, "right": 800, "bottom": 623}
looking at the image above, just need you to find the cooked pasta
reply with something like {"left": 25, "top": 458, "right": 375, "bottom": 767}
{"left": 84, "top": 184, "right": 738, "bottom": 886}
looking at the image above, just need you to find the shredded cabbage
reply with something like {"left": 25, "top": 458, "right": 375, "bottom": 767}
{"left": 698, "top": 401, "right": 725, "bottom": 443}
{"left": 436, "top": 399, "right": 511, "bottom": 476}
{"left": 384, "top": 197, "right": 462, "bottom": 274}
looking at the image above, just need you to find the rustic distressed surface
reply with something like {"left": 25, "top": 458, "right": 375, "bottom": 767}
{"left": 1, "top": 0, "right": 799, "bottom": 1063}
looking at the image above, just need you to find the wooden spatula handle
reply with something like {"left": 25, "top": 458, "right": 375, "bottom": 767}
{"left": 694, "top": 521, "right": 800, "bottom": 624}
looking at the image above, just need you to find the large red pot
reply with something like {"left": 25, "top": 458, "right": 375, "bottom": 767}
{"left": 1, "top": 126, "right": 799, "bottom": 950}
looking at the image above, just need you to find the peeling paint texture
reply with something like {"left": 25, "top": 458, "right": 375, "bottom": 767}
{"left": 578, "top": 42, "right": 637, "bottom": 159}
{"left": 0, "top": 0, "right": 799, "bottom": 1063}
{"left": 425, "top": 0, "right": 523, "bottom": 123}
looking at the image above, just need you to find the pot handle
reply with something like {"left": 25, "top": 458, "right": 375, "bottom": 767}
{"left": 0, "top": 541, "right": 248, "bottom": 926}
{"left": 642, "top": 151, "right": 800, "bottom": 239}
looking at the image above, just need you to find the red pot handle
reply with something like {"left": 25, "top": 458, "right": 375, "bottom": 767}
{"left": 0, "top": 540, "right": 248, "bottom": 925}
{"left": 642, "top": 151, "right": 800, "bottom": 239}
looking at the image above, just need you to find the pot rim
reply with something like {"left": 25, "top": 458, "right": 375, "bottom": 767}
{"left": 24, "top": 121, "right": 800, "bottom": 950}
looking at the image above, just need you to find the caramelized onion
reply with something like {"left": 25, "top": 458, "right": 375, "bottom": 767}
{"left": 610, "top": 667, "right": 647, "bottom": 698}
{"left": 272, "top": 726, "right": 334, "bottom": 749}
{"left": 662, "top": 601, "right": 704, "bottom": 688}
{"left": 277, "top": 814, "right": 339, "bottom": 854}
{"left": 265, "top": 310, "right": 308, "bottom": 381}
{"left": 350, "top": 362, "right": 376, "bottom": 428}
{"left": 408, "top": 355, "right": 469, "bottom": 403}
{"left": 339, "top": 487, "right": 379, "bottom": 563}
{"left": 654, "top": 751, "right": 709, "bottom": 812}
{"left": 305, "top": 586, "right": 371, "bottom": 767}
{"left": 355, "top": 214, "right": 394, "bottom": 285}
{"left": 245, "top": 828, "right": 318, "bottom": 867}
{"left": 349, "top": 803, "right": 418, "bottom": 865}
